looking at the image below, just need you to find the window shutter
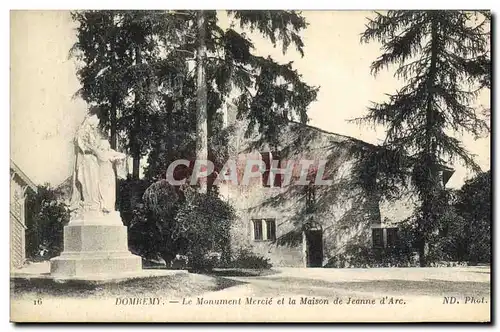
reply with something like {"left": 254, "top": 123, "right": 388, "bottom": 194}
{"left": 272, "top": 151, "right": 283, "bottom": 187}
{"left": 372, "top": 228, "right": 384, "bottom": 248}
{"left": 261, "top": 152, "right": 271, "bottom": 187}
{"left": 266, "top": 219, "right": 276, "bottom": 241}
{"left": 386, "top": 228, "right": 398, "bottom": 247}
{"left": 253, "top": 219, "right": 263, "bottom": 240}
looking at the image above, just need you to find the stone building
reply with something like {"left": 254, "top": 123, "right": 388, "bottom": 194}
{"left": 223, "top": 107, "right": 454, "bottom": 267}
{"left": 10, "top": 160, "right": 37, "bottom": 269}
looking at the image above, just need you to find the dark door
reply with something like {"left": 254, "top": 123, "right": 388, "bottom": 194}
{"left": 305, "top": 230, "right": 323, "bottom": 267}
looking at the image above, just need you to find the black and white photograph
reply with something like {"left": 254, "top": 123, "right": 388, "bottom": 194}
{"left": 9, "top": 9, "right": 491, "bottom": 323}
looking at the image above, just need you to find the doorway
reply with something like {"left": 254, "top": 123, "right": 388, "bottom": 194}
{"left": 305, "top": 230, "right": 323, "bottom": 267}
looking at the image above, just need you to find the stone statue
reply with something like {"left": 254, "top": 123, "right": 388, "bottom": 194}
{"left": 96, "top": 139, "right": 126, "bottom": 213}
{"left": 69, "top": 114, "right": 126, "bottom": 217}
{"left": 51, "top": 113, "right": 142, "bottom": 277}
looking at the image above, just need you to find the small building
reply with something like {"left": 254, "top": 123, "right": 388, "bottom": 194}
{"left": 223, "top": 105, "right": 454, "bottom": 267}
{"left": 10, "top": 160, "right": 37, "bottom": 269}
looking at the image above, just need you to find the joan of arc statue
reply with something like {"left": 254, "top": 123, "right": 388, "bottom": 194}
{"left": 69, "top": 114, "right": 126, "bottom": 216}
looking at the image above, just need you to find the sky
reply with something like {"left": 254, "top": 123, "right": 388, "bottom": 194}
{"left": 10, "top": 10, "right": 490, "bottom": 189}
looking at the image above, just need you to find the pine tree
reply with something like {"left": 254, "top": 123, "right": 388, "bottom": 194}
{"left": 71, "top": 10, "right": 181, "bottom": 180}
{"left": 138, "top": 11, "right": 318, "bottom": 191}
{"left": 71, "top": 10, "right": 318, "bottom": 192}
{"left": 158, "top": 10, "right": 319, "bottom": 191}
{"left": 357, "top": 10, "right": 490, "bottom": 266}
{"left": 70, "top": 11, "right": 124, "bottom": 150}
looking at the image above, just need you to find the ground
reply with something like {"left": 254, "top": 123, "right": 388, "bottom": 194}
{"left": 10, "top": 264, "right": 490, "bottom": 322}
{"left": 206, "top": 266, "right": 490, "bottom": 299}
{"left": 11, "top": 263, "right": 490, "bottom": 300}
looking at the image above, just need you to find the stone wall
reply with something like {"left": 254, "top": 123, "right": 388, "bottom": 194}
{"left": 10, "top": 177, "right": 26, "bottom": 268}
{"left": 225, "top": 117, "right": 410, "bottom": 267}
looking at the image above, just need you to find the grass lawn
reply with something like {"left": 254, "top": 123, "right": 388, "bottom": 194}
{"left": 11, "top": 273, "right": 243, "bottom": 300}
{"left": 254, "top": 276, "right": 491, "bottom": 298}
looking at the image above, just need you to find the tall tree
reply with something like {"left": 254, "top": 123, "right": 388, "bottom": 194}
{"left": 357, "top": 10, "right": 490, "bottom": 266}
{"left": 72, "top": 10, "right": 318, "bottom": 192}
{"left": 71, "top": 10, "right": 180, "bottom": 180}
{"left": 196, "top": 11, "right": 208, "bottom": 193}
{"left": 70, "top": 11, "right": 125, "bottom": 150}
{"left": 147, "top": 10, "right": 318, "bottom": 190}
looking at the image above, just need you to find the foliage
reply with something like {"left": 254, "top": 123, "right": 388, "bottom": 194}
{"left": 25, "top": 185, "right": 70, "bottom": 260}
{"left": 325, "top": 244, "right": 417, "bottom": 268}
{"left": 71, "top": 10, "right": 318, "bottom": 183}
{"left": 118, "top": 178, "right": 152, "bottom": 225}
{"left": 396, "top": 171, "right": 491, "bottom": 264}
{"left": 455, "top": 170, "right": 491, "bottom": 263}
{"left": 124, "top": 180, "right": 236, "bottom": 269}
{"left": 430, "top": 171, "right": 491, "bottom": 263}
{"left": 327, "top": 168, "right": 491, "bottom": 267}
{"left": 356, "top": 10, "right": 490, "bottom": 266}
{"left": 173, "top": 187, "right": 236, "bottom": 270}
{"left": 124, "top": 179, "right": 178, "bottom": 261}
{"left": 349, "top": 143, "right": 411, "bottom": 202}
{"left": 146, "top": 9, "right": 319, "bottom": 182}
{"left": 71, "top": 11, "right": 186, "bottom": 178}
{"left": 224, "top": 248, "right": 272, "bottom": 269}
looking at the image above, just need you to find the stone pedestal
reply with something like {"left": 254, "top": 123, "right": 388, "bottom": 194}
{"left": 50, "top": 211, "right": 142, "bottom": 277}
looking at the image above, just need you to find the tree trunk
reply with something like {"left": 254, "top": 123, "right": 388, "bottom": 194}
{"left": 419, "top": 15, "right": 440, "bottom": 267}
{"left": 109, "top": 20, "right": 120, "bottom": 209}
{"left": 417, "top": 235, "right": 426, "bottom": 267}
{"left": 132, "top": 45, "right": 142, "bottom": 180}
{"left": 110, "top": 95, "right": 119, "bottom": 209}
{"left": 132, "top": 120, "right": 141, "bottom": 180}
{"left": 196, "top": 10, "right": 208, "bottom": 193}
{"left": 110, "top": 98, "right": 118, "bottom": 150}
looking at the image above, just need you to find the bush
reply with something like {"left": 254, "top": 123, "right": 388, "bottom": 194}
{"left": 324, "top": 243, "right": 417, "bottom": 268}
{"left": 225, "top": 249, "right": 272, "bottom": 269}
{"left": 174, "top": 187, "right": 235, "bottom": 271}
{"left": 423, "top": 171, "right": 491, "bottom": 265}
{"left": 454, "top": 171, "right": 491, "bottom": 264}
{"left": 25, "top": 185, "right": 70, "bottom": 261}
{"left": 118, "top": 178, "right": 152, "bottom": 226}
{"left": 126, "top": 180, "right": 237, "bottom": 271}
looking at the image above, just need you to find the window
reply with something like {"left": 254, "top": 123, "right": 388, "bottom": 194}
{"left": 253, "top": 219, "right": 263, "bottom": 240}
{"left": 272, "top": 151, "right": 283, "bottom": 187}
{"left": 386, "top": 228, "right": 398, "bottom": 247}
{"left": 372, "top": 227, "right": 399, "bottom": 248}
{"left": 260, "top": 151, "right": 284, "bottom": 187}
{"left": 261, "top": 152, "right": 271, "bottom": 187}
{"left": 252, "top": 219, "right": 276, "bottom": 241}
{"left": 266, "top": 219, "right": 276, "bottom": 241}
{"left": 372, "top": 228, "right": 384, "bottom": 248}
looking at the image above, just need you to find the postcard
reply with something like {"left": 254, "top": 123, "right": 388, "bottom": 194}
{"left": 10, "top": 9, "right": 491, "bottom": 323}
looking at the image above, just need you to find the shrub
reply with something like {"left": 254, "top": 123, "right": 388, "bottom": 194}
{"left": 324, "top": 243, "right": 417, "bottom": 268}
{"left": 454, "top": 171, "right": 491, "bottom": 264}
{"left": 421, "top": 171, "right": 491, "bottom": 265}
{"left": 174, "top": 187, "right": 235, "bottom": 271}
{"left": 25, "top": 185, "right": 70, "bottom": 260}
{"left": 118, "top": 178, "right": 152, "bottom": 226}
{"left": 226, "top": 249, "right": 272, "bottom": 269}
{"left": 127, "top": 179, "right": 237, "bottom": 270}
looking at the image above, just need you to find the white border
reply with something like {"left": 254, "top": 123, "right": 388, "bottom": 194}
{"left": 2, "top": 1, "right": 497, "bottom": 330}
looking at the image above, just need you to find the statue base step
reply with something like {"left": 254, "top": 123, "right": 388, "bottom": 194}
{"left": 50, "top": 252, "right": 142, "bottom": 277}
{"left": 50, "top": 212, "right": 142, "bottom": 277}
